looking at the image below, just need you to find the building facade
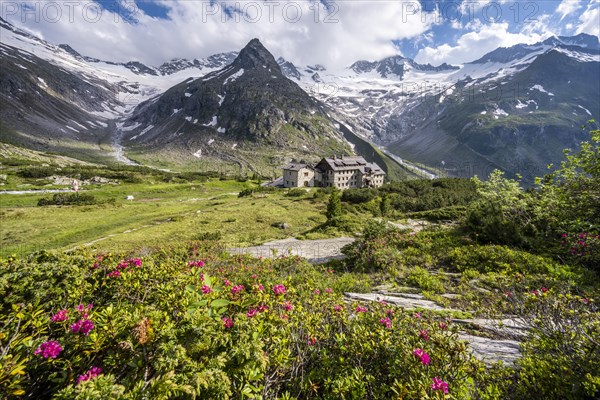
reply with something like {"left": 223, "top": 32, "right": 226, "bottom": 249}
{"left": 283, "top": 156, "right": 385, "bottom": 189}
{"left": 282, "top": 163, "right": 315, "bottom": 188}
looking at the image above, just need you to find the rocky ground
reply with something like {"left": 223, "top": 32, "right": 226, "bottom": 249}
{"left": 228, "top": 237, "right": 356, "bottom": 263}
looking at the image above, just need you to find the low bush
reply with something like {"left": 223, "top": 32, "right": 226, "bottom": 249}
{"left": 406, "top": 206, "right": 467, "bottom": 222}
{"left": 194, "top": 232, "right": 223, "bottom": 241}
{"left": 341, "top": 188, "right": 378, "bottom": 204}
{"left": 405, "top": 267, "right": 446, "bottom": 293}
{"left": 0, "top": 247, "right": 479, "bottom": 399}
{"left": 17, "top": 166, "right": 56, "bottom": 178}
{"left": 285, "top": 188, "right": 307, "bottom": 197}
{"left": 37, "top": 193, "right": 97, "bottom": 206}
{"left": 446, "top": 245, "right": 573, "bottom": 277}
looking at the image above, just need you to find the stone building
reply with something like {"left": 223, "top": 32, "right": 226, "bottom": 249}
{"left": 282, "top": 162, "right": 315, "bottom": 188}
{"left": 283, "top": 156, "right": 385, "bottom": 189}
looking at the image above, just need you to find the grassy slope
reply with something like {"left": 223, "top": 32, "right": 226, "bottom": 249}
{"left": 0, "top": 179, "right": 335, "bottom": 257}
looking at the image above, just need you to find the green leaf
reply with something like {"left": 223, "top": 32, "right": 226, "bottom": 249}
{"left": 210, "top": 299, "right": 230, "bottom": 308}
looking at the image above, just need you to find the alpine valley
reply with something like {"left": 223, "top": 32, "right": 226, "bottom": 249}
{"left": 1, "top": 16, "right": 598, "bottom": 181}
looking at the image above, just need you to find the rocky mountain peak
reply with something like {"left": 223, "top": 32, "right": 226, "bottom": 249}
{"left": 233, "top": 38, "right": 281, "bottom": 71}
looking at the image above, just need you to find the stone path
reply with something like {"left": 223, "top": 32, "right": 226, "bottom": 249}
{"left": 344, "top": 289, "right": 523, "bottom": 365}
{"left": 458, "top": 334, "right": 522, "bottom": 365}
{"left": 344, "top": 292, "right": 459, "bottom": 312}
{"left": 228, "top": 237, "right": 356, "bottom": 263}
{"left": 0, "top": 189, "right": 76, "bottom": 195}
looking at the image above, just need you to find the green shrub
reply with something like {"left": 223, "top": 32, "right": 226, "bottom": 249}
{"left": 194, "top": 232, "right": 223, "bottom": 241}
{"left": 238, "top": 188, "right": 255, "bottom": 197}
{"left": 341, "top": 188, "right": 378, "bottom": 204}
{"left": 406, "top": 206, "right": 467, "bottom": 222}
{"left": 491, "top": 289, "right": 600, "bottom": 400}
{"left": 325, "top": 188, "right": 342, "bottom": 224}
{"left": 405, "top": 267, "right": 446, "bottom": 293}
{"left": 285, "top": 188, "right": 307, "bottom": 197}
{"left": 447, "top": 245, "right": 573, "bottom": 277}
{"left": 37, "top": 193, "right": 97, "bottom": 206}
{"left": 17, "top": 166, "right": 56, "bottom": 178}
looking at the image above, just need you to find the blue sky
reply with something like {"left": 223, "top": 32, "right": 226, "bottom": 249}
{"left": 3, "top": 0, "right": 599, "bottom": 68}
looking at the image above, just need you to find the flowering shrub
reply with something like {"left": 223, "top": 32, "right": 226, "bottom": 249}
{"left": 431, "top": 377, "right": 449, "bottom": 394}
{"left": 413, "top": 348, "right": 431, "bottom": 365}
{"left": 0, "top": 247, "right": 478, "bottom": 398}
{"left": 50, "top": 309, "right": 68, "bottom": 322}
{"left": 34, "top": 341, "right": 62, "bottom": 359}
{"left": 77, "top": 367, "right": 102, "bottom": 384}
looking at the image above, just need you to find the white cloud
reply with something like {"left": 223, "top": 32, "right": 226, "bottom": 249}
{"left": 414, "top": 19, "right": 553, "bottom": 65}
{"left": 576, "top": 0, "right": 600, "bottom": 36}
{"left": 3, "top": 0, "right": 436, "bottom": 69}
{"left": 557, "top": 0, "right": 582, "bottom": 21}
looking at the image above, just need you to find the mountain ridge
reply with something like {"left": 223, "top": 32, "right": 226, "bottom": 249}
{"left": 1, "top": 16, "right": 598, "bottom": 179}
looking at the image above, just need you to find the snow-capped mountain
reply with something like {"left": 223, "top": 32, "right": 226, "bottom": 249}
{"left": 270, "top": 34, "right": 599, "bottom": 180}
{"left": 119, "top": 39, "right": 358, "bottom": 172}
{"left": 1, "top": 14, "right": 598, "bottom": 179}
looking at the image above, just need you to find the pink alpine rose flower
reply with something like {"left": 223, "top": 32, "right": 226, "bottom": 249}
{"left": 34, "top": 341, "right": 62, "bottom": 359}
{"left": 272, "top": 284, "right": 286, "bottom": 295}
{"left": 201, "top": 285, "right": 212, "bottom": 294}
{"left": 379, "top": 317, "right": 392, "bottom": 329}
{"left": 413, "top": 348, "right": 431, "bottom": 365}
{"left": 77, "top": 367, "right": 102, "bottom": 384}
{"left": 50, "top": 309, "right": 68, "bottom": 322}
{"left": 70, "top": 319, "right": 95, "bottom": 336}
{"left": 222, "top": 317, "right": 234, "bottom": 329}
{"left": 431, "top": 377, "right": 449, "bottom": 394}
{"left": 231, "top": 285, "right": 244, "bottom": 295}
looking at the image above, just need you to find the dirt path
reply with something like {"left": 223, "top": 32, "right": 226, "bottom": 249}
{"left": 0, "top": 189, "right": 75, "bottom": 195}
{"left": 228, "top": 237, "right": 356, "bottom": 263}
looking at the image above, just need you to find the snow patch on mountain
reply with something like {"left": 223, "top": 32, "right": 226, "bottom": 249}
{"left": 121, "top": 122, "right": 141, "bottom": 132}
{"left": 203, "top": 116, "right": 218, "bottom": 127}
{"left": 130, "top": 125, "right": 154, "bottom": 140}
{"left": 493, "top": 108, "right": 509, "bottom": 118}
{"left": 224, "top": 69, "right": 244, "bottom": 84}
{"left": 37, "top": 77, "right": 48, "bottom": 89}
{"left": 577, "top": 105, "right": 593, "bottom": 115}
{"left": 530, "top": 85, "right": 554, "bottom": 96}
{"left": 71, "top": 121, "right": 88, "bottom": 130}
